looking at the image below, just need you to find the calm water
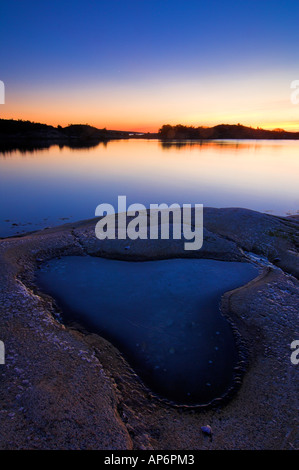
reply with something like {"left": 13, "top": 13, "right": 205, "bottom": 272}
{"left": 37, "top": 256, "right": 258, "bottom": 405}
{"left": 1, "top": 139, "right": 299, "bottom": 237}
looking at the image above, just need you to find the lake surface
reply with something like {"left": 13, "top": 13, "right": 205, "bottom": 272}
{"left": 1, "top": 139, "right": 298, "bottom": 237}
{"left": 36, "top": 256, "right": 258, "bottom": 405}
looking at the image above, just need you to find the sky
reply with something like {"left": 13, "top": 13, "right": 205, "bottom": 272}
{"left": 1, "top": 0, "right": 299, "bottom": 131}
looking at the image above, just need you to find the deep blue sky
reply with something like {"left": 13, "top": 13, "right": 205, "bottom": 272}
{"left": 1, "top": 0, "right": 299, "bottom": 130}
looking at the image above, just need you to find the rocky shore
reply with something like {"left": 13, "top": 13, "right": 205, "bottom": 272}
{"left": 0, "top": 208, "right": 298, "bottom": 449}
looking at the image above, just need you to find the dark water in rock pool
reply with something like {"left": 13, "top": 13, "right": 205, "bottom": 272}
{"left": 36, "top": 256, "right": 258, "bottom": 405}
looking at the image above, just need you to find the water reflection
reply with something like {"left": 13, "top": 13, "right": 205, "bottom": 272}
{"left": 0, "top": 140, "right": 108, "bottom": 157}
{"left": 0, "top": 139, "right": 298, "bottom": 237}
{"left": 160, "top": 139, "right": 274, "bottom": 151}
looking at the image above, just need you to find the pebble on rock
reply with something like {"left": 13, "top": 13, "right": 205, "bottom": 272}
{"left": 201, "top": 425, "right": 212, "bottom": 436}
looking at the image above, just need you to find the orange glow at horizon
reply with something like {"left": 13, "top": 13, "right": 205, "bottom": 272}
{"left": 2, "top": 74, "right": 299, "bottom": 133}
{"left": 2, "top": 104, "right": 299, "bottom": 134}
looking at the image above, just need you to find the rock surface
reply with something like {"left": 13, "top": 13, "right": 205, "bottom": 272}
{"left": 0, "top": 207, "right": 298, "bottom": 449}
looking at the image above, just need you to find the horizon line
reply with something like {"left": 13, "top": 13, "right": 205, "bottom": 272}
{"left": 1, "top": 117, "right": 299, "bottom": 135}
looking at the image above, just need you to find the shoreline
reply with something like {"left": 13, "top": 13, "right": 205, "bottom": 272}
{"left": 0, "top": 208, "right": 298, "bottom": 449}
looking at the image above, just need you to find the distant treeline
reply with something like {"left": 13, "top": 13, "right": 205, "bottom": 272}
{"left": 2, "top": 119, "right": 298, "bottom": 150}
{"left": 158, "top": 124, "right": 299, "bottom": 140}
{"left": 0, "top": 119, "right": 152, "bottom": 153}
{"left": 0, "top": 119, "right": 118, "bottom": 138}
{"left": 0, "top": 119, "right": 52, "bottom": 133}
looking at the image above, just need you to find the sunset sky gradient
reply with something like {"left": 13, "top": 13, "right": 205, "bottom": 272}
{"left": 1, "top": 0, "right": 299, "bottom": 131}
